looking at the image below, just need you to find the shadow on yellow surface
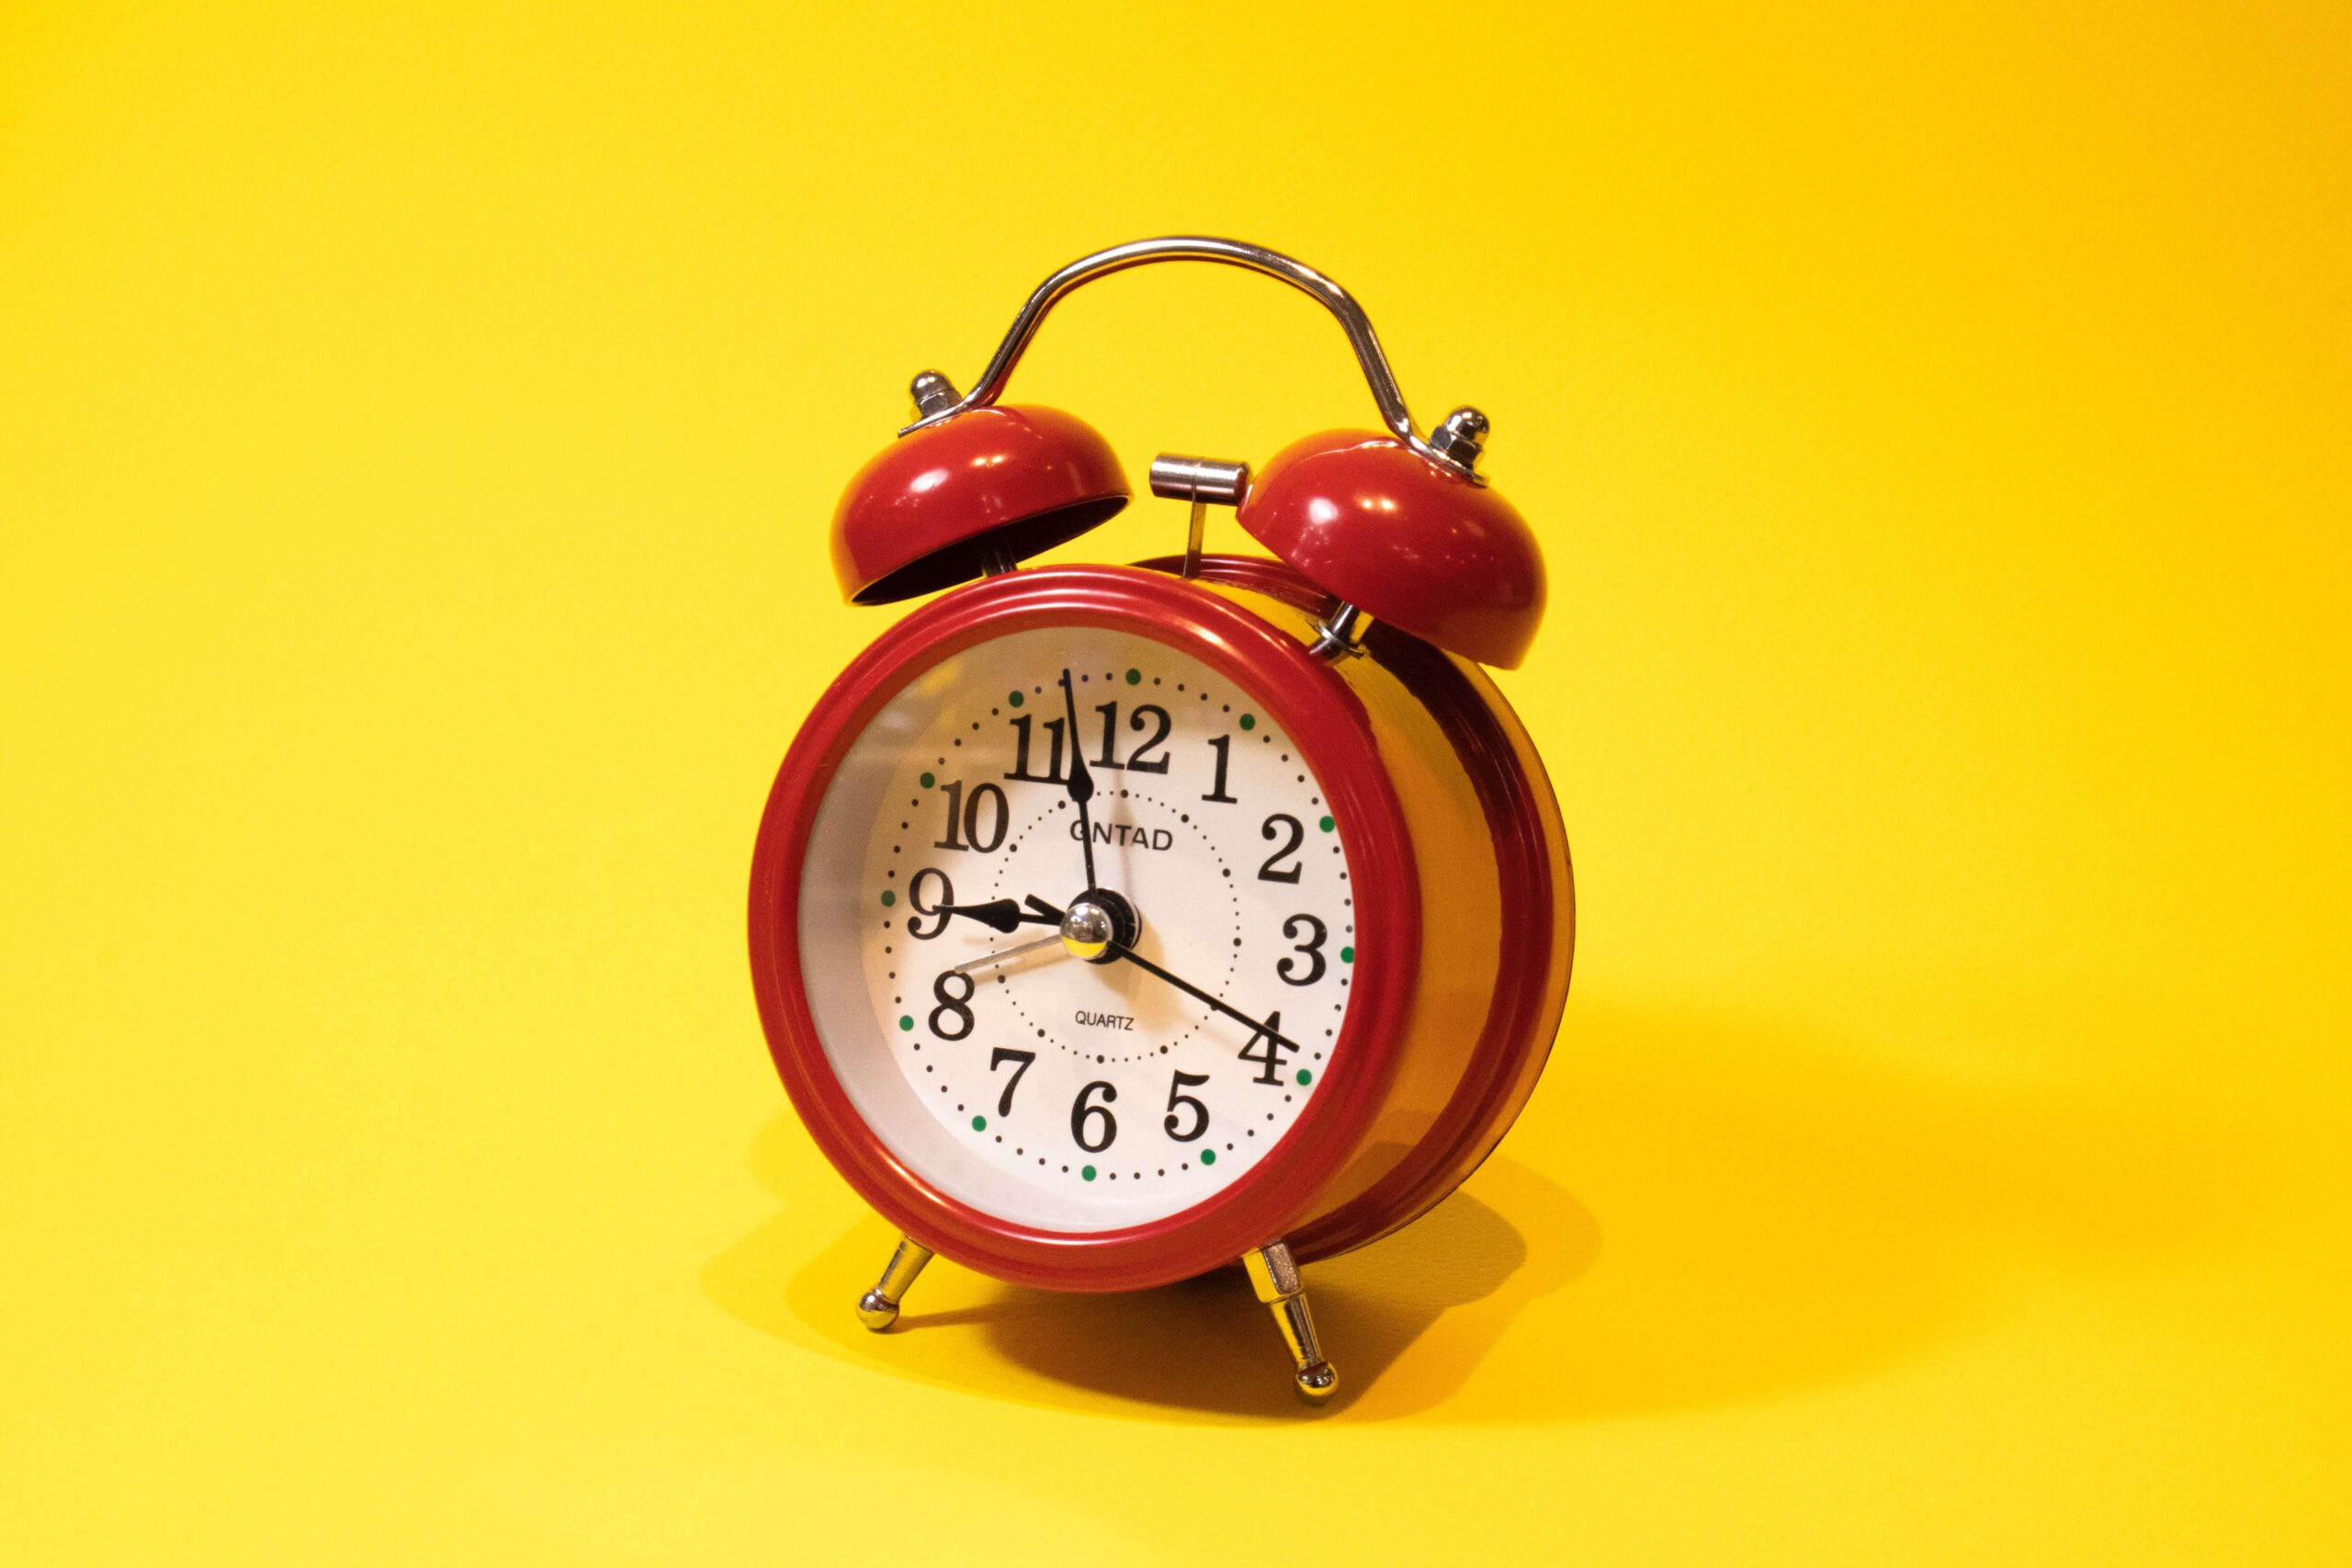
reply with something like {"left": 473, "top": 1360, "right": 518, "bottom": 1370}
{"left": 705, "top": 1000, "right": 2257, "bottom": 1426}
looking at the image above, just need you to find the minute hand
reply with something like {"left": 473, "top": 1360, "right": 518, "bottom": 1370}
{"left": 1104, "top": 942, "right": 1306, "bottom": 1055}
{"left": 1057, "top": 668, "right": 1100, "bottom": 893}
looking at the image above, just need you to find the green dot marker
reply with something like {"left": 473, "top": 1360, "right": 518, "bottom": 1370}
{"left": 879, "top": 889, "right": 896, "bottom": 907}
{"left": 1295, "top": 1068, "right": 1314, "bottom": 1087}
{"left": 1238, "top": 713, "right": 1256, "bottom": 731}
{"left": 1318, "top": 815, "right": 1335, "bottom": 832}
{"left": 1008, "top": 691, "right": 1023, "bottom": 707}
{"left": 920, "top": 772, "right": 936, "bottom": 789}
{"left": 898, "top": 1016, "right": 913, "bottom": 1032}
{"left": 970, "top": 1114, "right": 987, "bottom": 1132}
{"left": 1340, "top": 945, "right": 1354, "bottom": 964}
{"left": 1080, "top": 1165, "right": 1096, "bottom": 1181}
{"left": 1200, "top": 1148, "right": 1217, "bottom": 1166}
{"left": 1125, "top": 668, "right": 1141, "bottom": 685}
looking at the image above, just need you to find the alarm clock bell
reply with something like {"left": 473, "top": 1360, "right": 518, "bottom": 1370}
{"left": 829, "top": 400, "right": 1128, "bottom": 604}
{"left": 828, "top": 237, "right": 1544, "bottom": 671}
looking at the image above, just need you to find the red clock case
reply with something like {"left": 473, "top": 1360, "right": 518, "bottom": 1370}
{"left": 748, "top": 560, "right": 1573, "bottom": 1293}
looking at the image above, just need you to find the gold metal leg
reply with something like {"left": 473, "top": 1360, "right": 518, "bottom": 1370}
{"left": 1243, "top": 1240, "right": 1338, "bottom": 1404}
{"left": 854, "top": 1235, "right": 933, "bottom": 1332}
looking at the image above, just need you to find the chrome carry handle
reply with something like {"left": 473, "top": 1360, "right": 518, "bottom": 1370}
{"left": 898, "top": 236, "right": 1487, "bottom": 476}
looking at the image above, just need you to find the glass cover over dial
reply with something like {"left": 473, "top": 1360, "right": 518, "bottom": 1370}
{"left": 797, "top": 626, "right": 1361, "bottom": 1232}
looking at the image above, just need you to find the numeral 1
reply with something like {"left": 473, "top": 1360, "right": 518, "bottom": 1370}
{"left": 1203, "top": 734, "right": 1238, "bottom": 803}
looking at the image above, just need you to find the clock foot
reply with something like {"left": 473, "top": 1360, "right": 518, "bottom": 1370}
{"left": 854, "top": 1235, "right": 934, "bottom": 1331}
{"left": 1242, "top": 1241, "right": 1338, "bottom": 1405}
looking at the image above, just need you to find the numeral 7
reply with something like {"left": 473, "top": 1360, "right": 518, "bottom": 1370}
{"left": 989, "top": 1047, "right": 1037, "bottom": 1116}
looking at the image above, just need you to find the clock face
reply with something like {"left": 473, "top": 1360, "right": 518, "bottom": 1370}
{"left": 797, "top": 624, "right": 1361, "bottom": 1233}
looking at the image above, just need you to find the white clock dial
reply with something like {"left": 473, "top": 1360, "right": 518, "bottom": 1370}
{"left": 797, "top": 626, "right": 1361, "bottom": 1232}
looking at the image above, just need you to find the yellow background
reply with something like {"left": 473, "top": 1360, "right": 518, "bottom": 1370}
{"left": 5, "top": 3, "right": 2346, "bottom": 1561}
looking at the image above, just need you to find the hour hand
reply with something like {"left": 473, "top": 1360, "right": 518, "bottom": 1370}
{"left": 940, "top": 898, "right": 1057, "bottom": 934}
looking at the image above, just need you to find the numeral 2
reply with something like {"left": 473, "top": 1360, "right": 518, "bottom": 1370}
{"left": 1258, "top": 814, "right": 1305, "bottom": 882}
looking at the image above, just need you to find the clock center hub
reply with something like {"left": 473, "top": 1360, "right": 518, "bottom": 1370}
{"left": 1059, "top": 888, "right": 1141, "bottom": 964}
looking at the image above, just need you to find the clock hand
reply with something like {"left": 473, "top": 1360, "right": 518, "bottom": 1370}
{"left": 948, "top": 931, "right": 1069, "bottom": 975}
{"left": 1057, "top": 668, "right": 1100, "bottom": 894}
{"left": 937, "top": 898, "right": 1058, "bottom": 934}
{"left": 1103, "top": 941, "right": 1306, "bottom": 1055}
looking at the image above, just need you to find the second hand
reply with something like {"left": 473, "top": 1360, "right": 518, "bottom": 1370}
{"left": 950, "top": 931, "right": 1067, "bottom": 975}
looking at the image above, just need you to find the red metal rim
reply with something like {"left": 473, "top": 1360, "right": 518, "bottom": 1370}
{"left": 749, "top": 565, "right": 1421, "bottom": 1292}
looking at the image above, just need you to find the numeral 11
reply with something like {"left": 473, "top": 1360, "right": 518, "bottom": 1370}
{"left": 1006, "top": 715, "right": 1067, "bottom": 784}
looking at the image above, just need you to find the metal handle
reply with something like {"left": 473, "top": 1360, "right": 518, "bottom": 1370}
{"left": 899, "top": 236, "right": 1478, "bottom": 474}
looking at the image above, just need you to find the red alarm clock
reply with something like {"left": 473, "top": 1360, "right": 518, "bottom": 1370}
{"left": 749, "top": 238, "right": 1573, "bottom": 1404}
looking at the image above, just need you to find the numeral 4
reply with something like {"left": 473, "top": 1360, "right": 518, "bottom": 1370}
{"left": 1238, "top": 1010, "right": 1293, "bottom": 1086}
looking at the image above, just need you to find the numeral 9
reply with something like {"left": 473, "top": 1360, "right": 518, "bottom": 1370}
{"left": 905, "top": 867, "right": 955, "bottom": 939}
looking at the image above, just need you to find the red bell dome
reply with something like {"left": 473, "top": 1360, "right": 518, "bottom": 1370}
{"left": 1237, "top": 430, "right": 1546, "bottom": 669}
{"left": 830, "top": 402, "right": 1129, "bottom": 604}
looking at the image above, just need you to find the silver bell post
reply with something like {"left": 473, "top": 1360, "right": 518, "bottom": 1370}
{"left": 1148, "top": 454, "right": 1250, "bottom": 580}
